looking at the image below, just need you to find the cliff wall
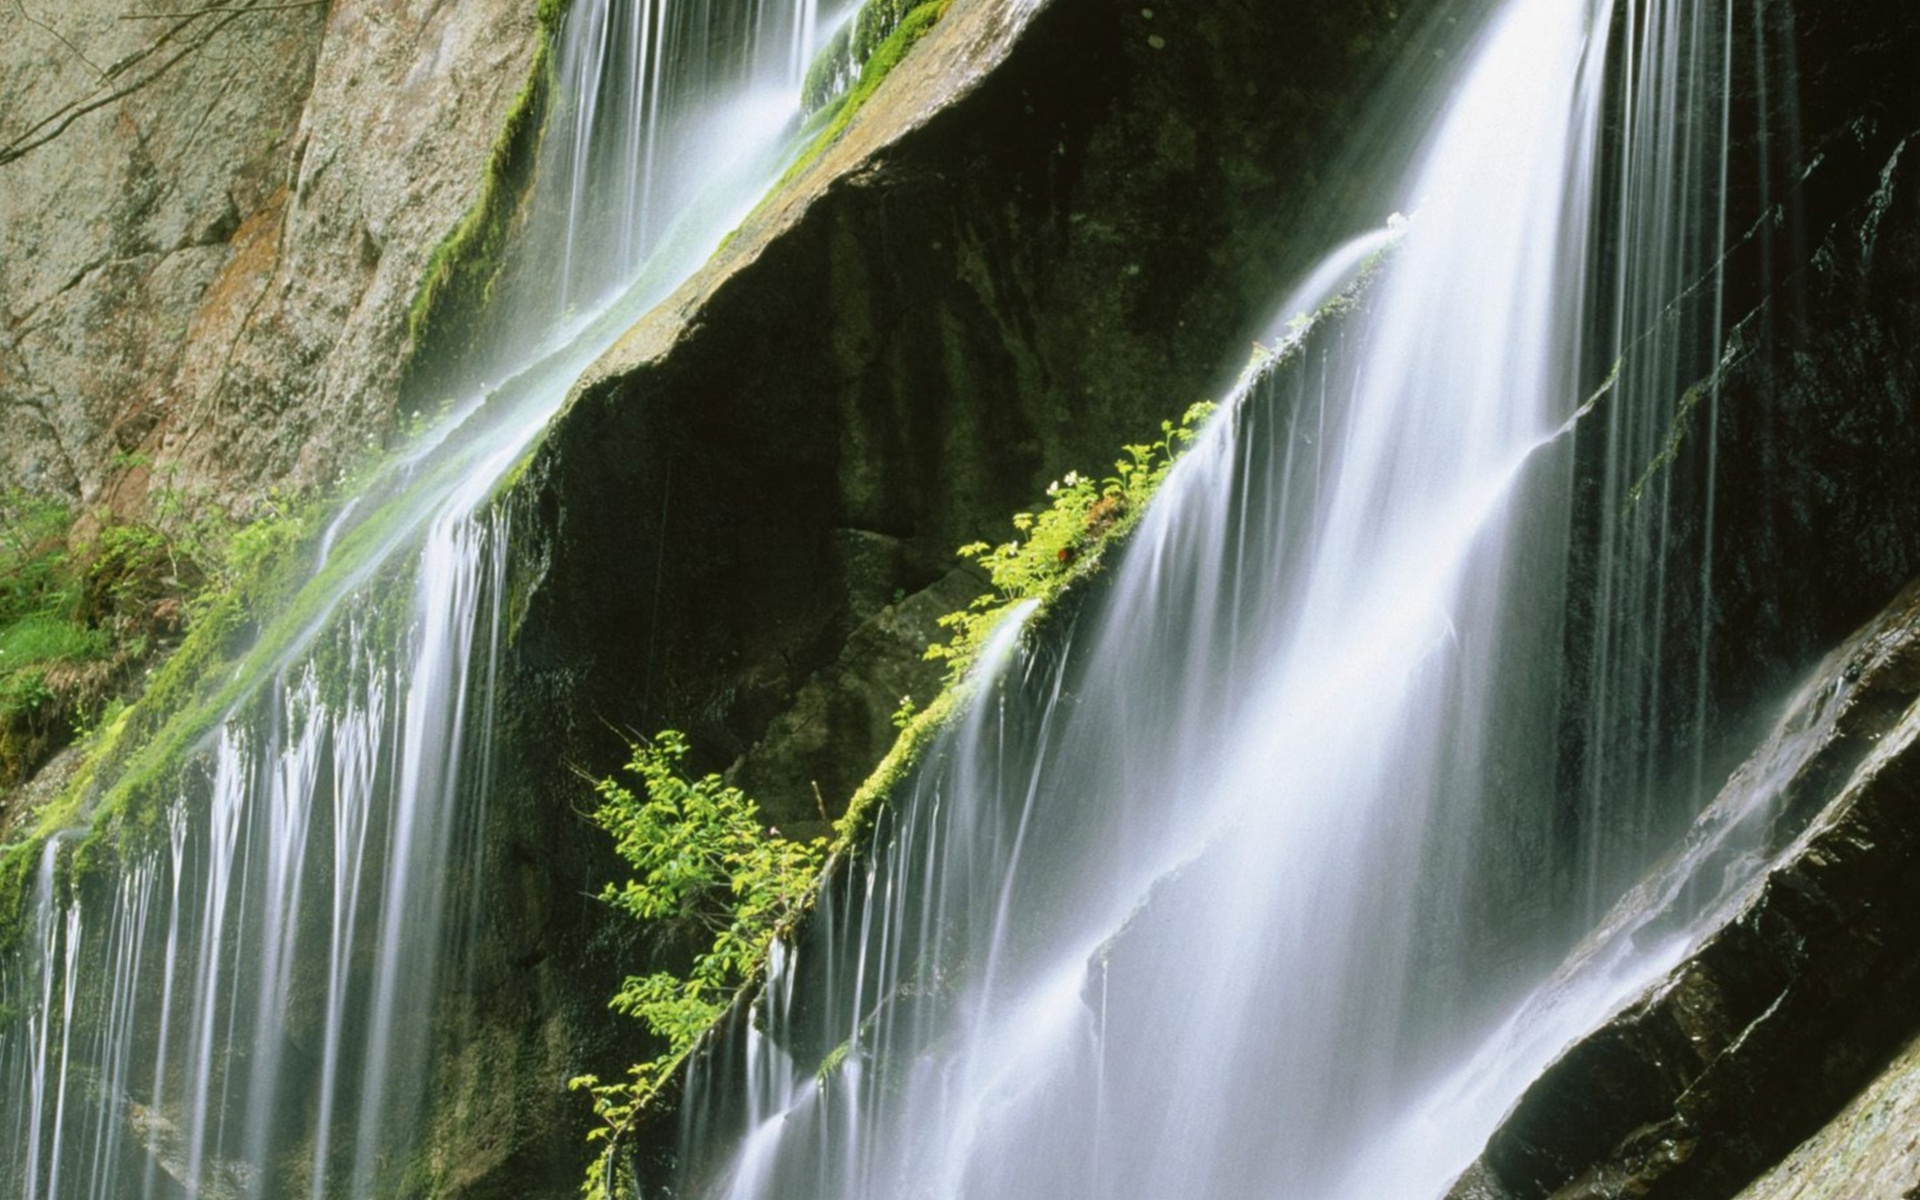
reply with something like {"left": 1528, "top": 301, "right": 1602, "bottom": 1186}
{"left": 0, "top": 0, "right": 543, "bottom": 516}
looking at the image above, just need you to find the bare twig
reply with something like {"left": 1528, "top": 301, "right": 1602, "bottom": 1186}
{"left": 10, "top": 0, "right": 104, "bottom": 76}
{"left": 0, "top": 0, "right": 325, "bottom": 169}
{"left": 121, "top": 1, "right": 326, "bottom": 17}
{"left": 0, "top": 12, "right": 240, "bottom": 167}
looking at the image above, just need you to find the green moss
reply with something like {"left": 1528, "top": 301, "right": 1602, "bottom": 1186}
{"left": 406, "top": 34, "right": 555, "bottom": 358}
{"left": 832, "top": 682, "right": 966, "bottom": 854}
{"left": 0, "top": 497, "right": 311, "bottom": 953}
{"left": 801, "top": 22, "right": 856, "bottom": 114}
{"left": 1623, "top": 377, "right": 1707, "bottom": 515}
{"left": 818, "top": 2, "right": 945, "bottom": 146}
{"left": 0, "top": 439, "right": 491, "bottom": 950}
{"left": 814, "top": 1038, "right": 852, "bottom": 1085}
{"left": 772, "top": 0, "right": 949, "bottom": 196}
{"left": 834, "top": 262, "right": 1396, "bottom": 858}
{"left": 924, "top": 398, "right": 1214, "bottom": 686}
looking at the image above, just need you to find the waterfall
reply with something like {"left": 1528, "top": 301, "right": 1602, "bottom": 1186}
{"left": 0, "top": 1, "right": 831, "bottom": 1195}
{"left": 671, "top": 0, "right": 1756, "bottom": 1196}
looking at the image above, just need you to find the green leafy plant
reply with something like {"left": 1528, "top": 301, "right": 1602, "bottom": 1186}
{"left": 0, "top": 480, "right": 315, "bottom": 950}
{"left": 926, "top": 399, "right": 1216, "bottom": 682}
{"left": 571, "top": 399, "right": 1221, "bottom": 1191}
{"left": 1, "top": 489, "right": 106, "bottom": 786}
{"left": 571, "top": 731, "right": 826, "bottom": 1199}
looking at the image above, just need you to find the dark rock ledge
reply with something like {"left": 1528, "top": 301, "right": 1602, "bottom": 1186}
{"left": 1451, "top": 579, "right": 1920, "bottom": 1200}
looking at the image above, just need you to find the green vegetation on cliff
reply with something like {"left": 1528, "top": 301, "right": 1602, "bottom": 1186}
{"left": 572, "top": 731, "right": 826, "bottom": 1199}
{"left": 574, "top": 394, "right": 1221, "bottom": 1188}
{"left": 777, "top": 0, "right": 950, "bottom": 189}
{"left": 802, "top": 0, "right": 951, "bottom": 115}
{"left": 0, "top": 483, "right": 261, "bottom": 796}
{"left": 0, "top": 491, "right": 106, "bottom": 788}
{"left": 0, "top": 484, "right": 312, "bottom": 951}
{"left": 406, "top": 32, "right": 554, "bottom": 360}
{"left": 835, "top": 397, "right": 1216, "bottom": 846}
{"left": 927, "top": 399, "right": 1216, "bottom": 683}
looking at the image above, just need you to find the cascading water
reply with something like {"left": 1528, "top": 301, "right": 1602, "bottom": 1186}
{"left": 0, "top": 1, "right": 840, "bottom": 1195}
{"left": 670, "top": 0, "right": 1757, "bottom": 1196}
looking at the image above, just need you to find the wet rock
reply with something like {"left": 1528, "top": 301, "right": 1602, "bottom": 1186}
{"left": 731, "top": 566, "right": 983, "bottom": 834}
{"left": 508, "top": 0, "right": 1483, "bottom": 827}
{"left": 1736, "top": 1027, "right": 1920, "bottom": 1200}
{"left": 488, "top": 0, "right": 1484, "bottom": 1185}
{"left": 1451, "top": 581, "right": 1920, "bottom": 1199}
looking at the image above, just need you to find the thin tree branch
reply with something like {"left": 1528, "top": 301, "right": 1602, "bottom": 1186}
{"left": 0, "top": 11, "right": 241, "bottom": 168}
{"left": 121, "top": 2, "right": 326, "bottom": 18}
{"left": 10, "top": 0, "right": 104, "bottom": 76}
{"left": 0, "top": 0, "right": 326, "bottom": 169}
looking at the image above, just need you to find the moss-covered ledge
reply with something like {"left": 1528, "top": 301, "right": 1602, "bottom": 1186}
{"left": 604, "top": 274, "right": 1364, "bottom": 1188}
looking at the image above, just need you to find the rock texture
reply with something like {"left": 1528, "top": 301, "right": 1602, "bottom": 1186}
{"left": 473, "top": 0, "right": 1485, "bottom": 1185}
{"left": 506, "top": 0, "right": 1483, "bottom": 829}
{"left": 1441, "top": 4, "right": 1920, "bottom": 1190}
{"left": 1735, "top": 1028, "right": 1920, "bottom": 1200}
{"left": 0, "top": 0, "right": 543, "bottom": 517}
{"left": 1572, "top": 0, "right": 1920, "bottom": 784}
{"left": 1452, "top": 579, "right": 1920, "bottom": 1199}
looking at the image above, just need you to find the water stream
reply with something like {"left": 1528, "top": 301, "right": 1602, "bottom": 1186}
{"left": 0, "top": 1, "right": 836, "bottom": 1195}
{"left": 670, "top": 0, "right": 1754, "bottom": 1196}
{"left": 0, "top": 0, "right": 1765, "bottom": 1196}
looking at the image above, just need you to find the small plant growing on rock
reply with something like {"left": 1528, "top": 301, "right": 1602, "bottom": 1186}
{"left": 571, "top": 731, "right": 826, "bottom": 1199}
{"left": 926, "top": 399, "right": 1215, "bottom": 682}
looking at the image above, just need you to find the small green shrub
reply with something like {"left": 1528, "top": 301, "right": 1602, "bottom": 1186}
{"left": 572, "top": 399, "right": 1219, "bottom": 1188}
{"left": 571, "top": 731, "right": 826, "bottom": 1198}
{"left": 926, "top": 399, "right": 1215, "bottom": 683}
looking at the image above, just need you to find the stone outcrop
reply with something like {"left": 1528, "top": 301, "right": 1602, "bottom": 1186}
{"left": 1450, "top": 579, "right": 1920, "bottom": 1199}
{"left": 485, "top": 0, "right": 1919, "bottom": 1189}
{"left": 1444, "top": 5, "right": 1920, "bottom": 1182}
{"left": 471, "top": 0, "right": 1487, "bottom": 1186}
{"left": 0, "top": 0, "right": 543, "bottom": 516}
{"left": 1735, "top": 1029, "right": 1920, "bottom": 1200}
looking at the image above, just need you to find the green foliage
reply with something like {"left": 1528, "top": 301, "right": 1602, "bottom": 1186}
{"left": 0, "top": 490, "right": 133, "bottom": 787}
{"left": 926, "top": 400, "right": 1216, "bottom": 683}
{"left": 0, "top": 490, "right": 77, "bottom": 622}
{"left": 571, "top": 398, "right": 1220, "bottom": 1188}
{"left": 802, "top": 0, "right": 944, "bottom": 113}
{"left": 571, "top": 731, "right": 826, "bottom": 1197}
{"left": 781, "top": 0, "right": 947, "bottom": 189}
{"left": 890, "top": 693, "right": 918, "bottom": 730}
{"left": 0, "top": 480, "right": 315, "bottom": 953}
{"left": 835, "top": 682, "right": 964, "bottom": 853}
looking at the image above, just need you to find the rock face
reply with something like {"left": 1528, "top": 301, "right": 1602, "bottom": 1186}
{"left": 472, "top": 0, "right": 1485, "bottom": 1184}
{"left": 1735, "top": 1029, "right": 1920, "bottom": 1200}
{"left": 505, "top": 0, "right": 1483, "bottom": 829}
{"left": 487, "top": 0, "right": 1918, "bottom": 1186}
{"left": 1550, "top": 0, "right": 1920, "bottom": 879}
{"left": 0, "top": 0, "right": 543, "bottom": 516}
{"left": 1450, "top": 580, "right": 1920, "bottom": 1199}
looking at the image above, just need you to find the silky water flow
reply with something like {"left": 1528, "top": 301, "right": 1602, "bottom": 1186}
{"left": 671, "top": 0, "right": 1766, "bottom": 1197}
{"left": 0, "top": 0, "right": 841, "bottom": 1194}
